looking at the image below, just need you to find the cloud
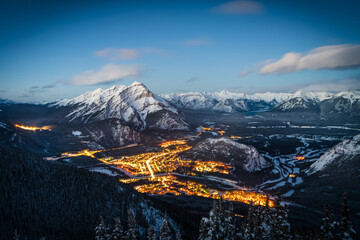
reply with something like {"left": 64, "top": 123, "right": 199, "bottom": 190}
{"left": 182, "top": 39, "right": 210, "bottom": 47}
{"left": 70, "top": 64, "right": 141, "bottom": 86}
{"left": 30, "top": 86, "right": 39, "bottom": 89}
{"left": 213, "top": 1, "right": 264, "bottom": 15}
{"left": 299, "top": 77, "right": 360, "bottom": 92}
{"left": 260, "top": 44, "right": 360, "bottom": 75}
{"left": 186, "top": 77, "right": 197, "bottom": 83}
{"left": 94, "top": 48, "right": 140, "bottom": 60}
{"left": 239, "top": 59, "right": 274, "bottom": 77}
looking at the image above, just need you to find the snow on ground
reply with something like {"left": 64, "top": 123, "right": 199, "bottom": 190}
{"left": 283, "top": 190, "right": 294, "bottom": 197}
{"left": 89, "top": 167, "right": 119, "bottom": 176}
{"left": 72, "top": 130, "right": 82, "bottom": 136}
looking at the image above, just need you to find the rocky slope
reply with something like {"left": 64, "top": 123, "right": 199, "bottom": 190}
{"left": 307, "top": 134, "right": 360, "bottom": 174}
{"left": 50, "top": 82, "right": 188, "bottom": 131}
{"left": 182, "top": 138, "right": 271, "bottom": 172}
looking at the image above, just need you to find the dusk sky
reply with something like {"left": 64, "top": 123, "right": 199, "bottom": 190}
{"left": 1, "top": 0, "right": 360, "bottom": 102}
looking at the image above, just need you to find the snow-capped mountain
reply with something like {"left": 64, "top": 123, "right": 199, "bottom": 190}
{"left": 162, "top": 91, "right": 291, "bottom": 113}
{"left": 272, "top": 90, "right": 360, "bottom": 114}
{"left": 164, "top": 89, "right": 360, "bottom": 114}
{"left": 307, "top": 134, "right": 360, "bottom": 174}
{"left": 181, "top": 138, "right": 271, "bottom": 172}
{"left": 50, "top": 82, "right": 188, "bottom": 130}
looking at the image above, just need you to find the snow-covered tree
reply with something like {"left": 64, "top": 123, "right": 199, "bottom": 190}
{"left": 112, "top": 217, "right": 124, "bottom": 240}
{"left": 224, "top": 203, "right": 236, "bottom": 240}
{"left": 270, "top": 195, "right": 291, "bottom": 240}
{"left": 198, "top": 216, "right": 211, "bottom": 240}
{"left": 159, "top": 213, "right": 172, "bottom": 240}
{"left": 95, "top": 217, "right": 108, "bottom": 240}
{"left": 147, "top": 225, "right": 157, "bottom": 240}
{"left": 320, "top": 201, "right": 337, "bottom": 240}
{"left": 13, "top": 230, "right": 20, "bottom": 240}
{"left": 175, "top": 229, "right": 182, "bottom": 240}
{"left": 125, "top": 209, "right": 138, "bottom": 240}
{"left": 338, "top": 193, "right": 356, "bottom": 240}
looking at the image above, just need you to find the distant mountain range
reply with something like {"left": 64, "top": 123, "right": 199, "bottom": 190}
{"left": 162, "top": 89, "right": 360, "bottom": 115}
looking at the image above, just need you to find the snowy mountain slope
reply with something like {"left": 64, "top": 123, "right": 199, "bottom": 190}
{"left": 50, "top": 82, "right": 188, "bottom": 130}
{"left": 272, "top": 90, "right": 360, "bottom": 114}
{"left": 307, "top": 134, "right": 360, "bottom": 174}
{"left": 163, "top": 89, "right": 360, "bottom": 114}
{"left": 162, "top": 91, "right": 291, "bottom": 113}
{"left": 271, "top": 91, "right": 321, "bottom": 112}
{"left": 181, "top": 138, "right": 271, "bottom": 172}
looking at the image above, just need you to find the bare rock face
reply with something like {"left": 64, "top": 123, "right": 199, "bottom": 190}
{"left": 182, "top": 138, "right": 271, "bottom": 172}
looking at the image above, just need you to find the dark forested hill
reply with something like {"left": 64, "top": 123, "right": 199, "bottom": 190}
{"left": 0, "top": 147, "right": 181, "bottom": 240}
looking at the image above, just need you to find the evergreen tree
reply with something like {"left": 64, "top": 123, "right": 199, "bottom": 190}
{"left": 320, "top": 201, "right": 337, "bottom": 240}
{"left": 270, "top": 195, "right": 291, "bottom": 240}
{"left": 176, "top": 229, "right": 182, "bottom": 240}
{"left": 224, "top": 203, "right": 236, "bottom": 240}
{"left": 198, "top": 216, "right": 211, "bottom": 240}
{"left": 241, "top": 202, "right": 256, "bottom": 240}
{"left": 95, "top": 217, "right": 108, "bottom": 240}
{"left": 13, "top": 230, "right": 20, "bottom": 240}
{"left": 112, "top": 217, "right": 124, "bottom": 240}
{"left": 147, "top": 225, "right": 156, "bottom": 240}
{"left": 125, "top": 209, "right": 138, "bottom": 240}
{"left": 159, "top": 213, "right": 172, "bottom": 240}
{"left": 338, "top": 193, "right": 356, "bottom": 240}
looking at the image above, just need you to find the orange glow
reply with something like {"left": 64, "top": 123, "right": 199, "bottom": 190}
{"left": 230, "top": 136, "right": 242, "bottom": 139}
{"left": 159, "top": 140, "right": 187, "bottom": 148}
{"left": 289, "top": 174, "right": 296, "bottom": 178}
{"left": 15, "top": 124, "right": 52, "bottom": 131}
{"left": 134, "top": 175, "right": 273, "bottom": 207}
{"left": 217, "top": 130, "right": 226, "bottom": 135}
{"left": 296, "top": 156, "right": 305, "bottom": 160}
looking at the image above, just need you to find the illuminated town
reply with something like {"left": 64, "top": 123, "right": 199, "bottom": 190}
{"left": 42, "top": 126, "right": 273, "bottom": 207}
{"left": 14, "top": 124, "right": 52, "bottom": 131}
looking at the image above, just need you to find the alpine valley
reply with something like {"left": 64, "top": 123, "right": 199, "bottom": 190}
{"left": 1, "top": 82, "right": 359, "bottom": 239}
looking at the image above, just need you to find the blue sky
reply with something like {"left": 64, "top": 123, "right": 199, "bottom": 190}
{"left": 0, "top": 0, "right": 359, "bottom": 102}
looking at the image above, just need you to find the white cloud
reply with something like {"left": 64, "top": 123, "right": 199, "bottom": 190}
{"left": 182, "top": 39, "right": 210, "bottom": 47}
{"left": 71, "top": 64, "right": 141, "bottom": 86}
{"left": 299, "top": 77, "right": 360, "bottom": 92}
{"left": 213, "top": 1, "right": 264, "bottom": 15}
{"left": 94, "top": 48, "right": 140, "bottom": 60}
{"left": 260, "top": 44, "right": 360, "bottom": 75}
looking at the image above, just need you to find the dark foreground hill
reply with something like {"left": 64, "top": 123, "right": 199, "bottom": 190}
{"left": 0, "top": 147, "right": 198, "bottom": 240}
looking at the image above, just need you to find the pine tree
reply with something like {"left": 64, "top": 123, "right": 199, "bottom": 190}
{"left": 176, "top": 229, "right": 182, "bottom": 240}
{"left": 242, "top": 202, "right": 256, "bottom": 240}
{"left": 147, "top": 225, "right": 156, "bottom": 240}
{"left": 320, "top": 201, "right": 337, "bottom": 240}
{"left": 125, "top": 209, "right": 138, "bottom": 240}
{"left": 338, "top": 193, "right": 356, "bottom": 240}
{"left": 198, "top": 216, "right": 210, "bottom": 240}
{"left": 160, "top": 213, "right": 172, "bottom": 240}
{"left": 224, "top": 203, "right": 236, "bottom": 240}
{"left": 112, "top": 217, "right": 124, "bottom": 240}
{"left": 13, "top": 230, "right": 20, "bottom": 240}
{"left": 95, "top": 217, "right": 108, "bottom": 240}
{"left": 270, "top": 195, "right": 291, "bottom": 240}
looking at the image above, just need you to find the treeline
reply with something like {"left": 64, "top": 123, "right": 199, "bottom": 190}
{"left": 91, "top": 194, "right": 356, "bottom": 240}
{"left": 94, "top": 209, "right": 182, "bottom": 240}
{"left": 197, "top": 194, "right": 356, "bottom": 240}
